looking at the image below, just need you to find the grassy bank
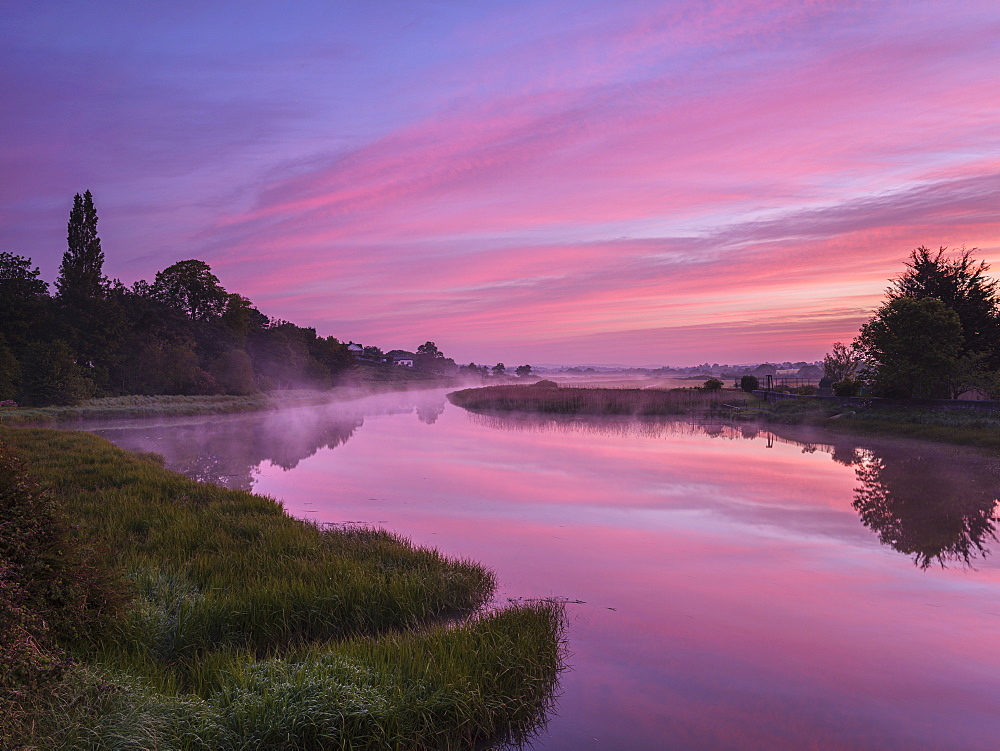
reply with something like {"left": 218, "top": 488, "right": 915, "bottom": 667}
{"left": 448, "top": 383, "right": 747, "bottom": 416}
{"left": 0, "top": 427, "right": 564, "bottom": 749}
{"left": 0, "top": 373, "right": 457, "bottom": 426}
{"left": 753, "top": 397, "right": 1000, "bottom": 453}
{"left": 0, "top": 393, "right": 273, "bottom": 425}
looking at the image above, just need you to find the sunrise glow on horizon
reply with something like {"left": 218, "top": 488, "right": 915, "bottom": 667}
{"left": 3, "top": 1, "right": 999, "bottom": 365}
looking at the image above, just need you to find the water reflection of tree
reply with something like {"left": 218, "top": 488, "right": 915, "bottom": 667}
{"left": 98, "top": 409, "right": 365, "bottom": 490}
{"left": 852, "top": 449, "right": 999, "bottom": 568}
{"left": 473, "top": 413, "right": 1000, "bottom": 569}
{"left": 93, "top": 393, "right": 447, "bottom": 490}
{"left": 415, "top": 395, "right": 447, "bottom": 424}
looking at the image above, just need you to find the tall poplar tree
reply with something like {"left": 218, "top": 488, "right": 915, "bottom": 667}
{"left": 53, "top": 190, "right": 123, "bottom": 394}
{"left": 56, "top": 190, "right": 105, "bottom": 304}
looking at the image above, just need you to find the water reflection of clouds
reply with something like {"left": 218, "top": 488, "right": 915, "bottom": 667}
{"left": 85, "top": 397, "right": 1000, "bottom": 748}
{"left": 91, "top": 400, "right": 1000, "bottom": 568}
{"left": 466, "top": 411, "right": 1000, "bottom": 568}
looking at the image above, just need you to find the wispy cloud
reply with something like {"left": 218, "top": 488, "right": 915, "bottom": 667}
{"left": 2, "top": 1, "right": 998, "bottom": 363}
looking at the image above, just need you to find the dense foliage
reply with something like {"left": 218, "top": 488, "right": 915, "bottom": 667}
{"left": 842, "top": 247, "right": 1000, "bottom": 399}
{"left": 0, "top": 193, "right": 361, "bottom": 405}
{"left": 857, "top": 297, "right": 964, "bottom": 398}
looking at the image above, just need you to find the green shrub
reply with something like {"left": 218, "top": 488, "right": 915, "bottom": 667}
{"left": 702, "top": 378, "right": 723, "bottom": 391}
{"left": 789, "top": 385, "right": 818, "bottom": 395}
{"left": 531, "top": 379, "right": 559, "bottom": 388}
{"left": 833, "top": 378, "right": 863, "bottom": 397}
{"left": 739, "top": 375, "right": 759, "bottom": 392}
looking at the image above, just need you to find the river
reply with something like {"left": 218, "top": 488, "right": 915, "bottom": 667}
{"left": 82, "top": 388, "right": 1000, "bottom": 749}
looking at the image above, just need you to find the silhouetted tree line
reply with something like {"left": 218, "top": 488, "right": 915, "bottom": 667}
{"left": 0, "top": 191, "right": 356, "bottom": 405}
{"left": 825, "top": 247, "right": 1000, "bottom": 399}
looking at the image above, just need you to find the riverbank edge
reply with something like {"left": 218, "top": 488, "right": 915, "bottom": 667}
{"left": 752, "top": 396, "right": 1000, "bottom": 453}
{"left": 448, "top": 384, "right": 1000, "bottom": 454}
{"left": 0, "top": 425, "right": 564, "bottom": 749}
{"left": 0, "top": 377, "right": 460, "bottom": 426}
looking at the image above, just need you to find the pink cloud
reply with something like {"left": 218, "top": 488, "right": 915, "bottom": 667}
{"left": 3, "top": 1, "right": 998, "bottom": 363}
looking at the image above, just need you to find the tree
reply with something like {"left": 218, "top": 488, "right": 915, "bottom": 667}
{"left": 362, "top": 345, "right": 384, "bottom": 360}
{"left": 219, "top": 293, "right": 266, "bottom": 347}
{"left": 56, "top": 190, "right": 105, "bottom": 304}
{"left": 703, "top": 378, "right": 723, "bottom": 391}
{"left": 151, "top": 260, "right": 228, "bottom": 321}
{"left": 247, "top": 323, "right": 311, "bottom": 390}
{"left": 415, "top": 341, "right": 456, "bottom": 374}
{"left": 416, "top": 341, "right": 442, "bottom": 358}
{"left": 209, "top": 349, "right": 256, "bottom": 395}
{"left": 739, "top": 375, "right": 759, "bottom": 392}
{"left": 18, "top": 340, "right": 96, "bottom": 406}
{"left": 515, "top": 364, "right": 532, "bottom": 378}
{"left": 0, "top": 253, "right": 51, "bottom": 356}
{"left": 492, "top": 363, "right": 506, "bottom": 376}
{"left": 889, "top": 246, "right": 1000, "bottom": 364}
{"left": 0, "top": 252, "right": 47, "bottom": 299}
{"left": 0, "top": 335, "right": 18, "bottom": 400}
{"left": 856, "top": 297, "right": 964, "bottom": 398}
{"left": 823, "top": 342, "right": 863, "bottom": 382}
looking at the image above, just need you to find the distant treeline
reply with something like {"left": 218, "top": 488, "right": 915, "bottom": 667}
{"left": 1, "top": 191, "right": 382, "bottom": 405}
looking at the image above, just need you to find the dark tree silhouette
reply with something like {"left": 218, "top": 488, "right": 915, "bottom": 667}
{"left": 889, "top": 246, "right": 1000, "bottom": 363}
{"left": 151, "top": 260, "right": 228, "bottom": 321}
{"left": 0, "top": 253, "right": 51, "bottom": 364}
{"left": 56, "top": 190, "right": 105, "bottom": 304}
{"left": 416, "top": 341, "right": 442, "bottom": 358}
{"left": 856, "top": 297, "right": 963, "bottom": 398}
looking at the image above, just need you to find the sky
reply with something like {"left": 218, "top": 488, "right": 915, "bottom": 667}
{"left": 2, "top": 1, "right": 999, "bottom": 366}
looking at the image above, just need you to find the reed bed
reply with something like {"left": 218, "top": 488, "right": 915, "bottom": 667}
{"left": 1, "top": 426, "right": 565, "bottom": 748}
{"left": 448, "top": 384, "right": 748, "bottom": 416}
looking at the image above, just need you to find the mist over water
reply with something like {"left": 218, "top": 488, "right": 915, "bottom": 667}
{"left": 84, "top": 389, "right": 1000, "bottom": 750}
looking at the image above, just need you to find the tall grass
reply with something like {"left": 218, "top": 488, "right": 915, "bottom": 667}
{"left": 12, "top": 602, "right": 564, "bottom": 750}
{"left": 448, "top": 384, "right": 747, "bottom": 415}
{"left": 1, "top": 426, "right": 565, "bottom": 748}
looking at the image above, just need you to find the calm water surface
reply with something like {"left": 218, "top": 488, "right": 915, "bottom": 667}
{"left": 84, "top": 389, "right": 1000, "bottom": 750}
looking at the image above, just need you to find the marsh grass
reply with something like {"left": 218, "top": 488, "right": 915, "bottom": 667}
{"left": 0, "top": 381, "right": 455, "bottom": 426}
{"left": 827, "top": 406, "right": 1000, "bottom": 452}
{"left": 754, "top": 397, "right": 1000, "bottom": 452}
{"left": 1, "top": 426, "right": 564, "bottom": 749}
{"left": 448, "top": 384, "right": 747, "bottom": 416}
{"left": 13, "top": 602, "right": 564, "bottom": 750}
